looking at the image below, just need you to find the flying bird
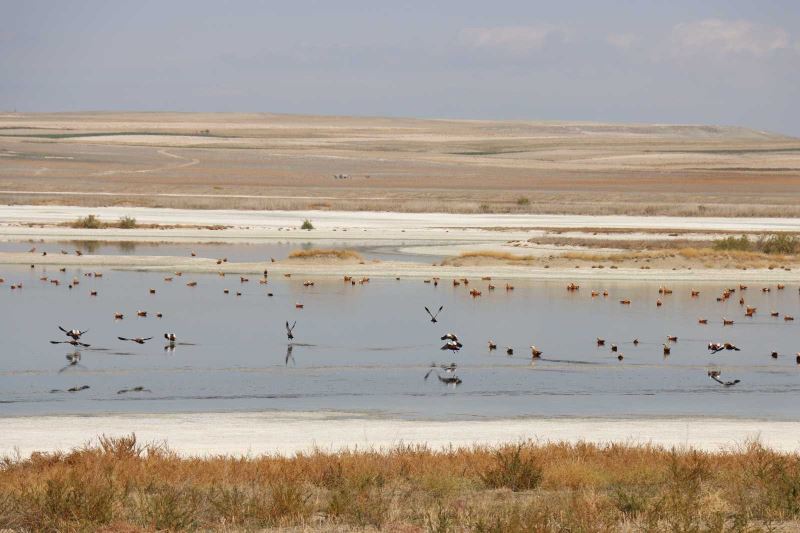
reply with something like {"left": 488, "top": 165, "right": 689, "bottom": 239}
{"left": 58, "top": 326, "right": 88, "bottom": 340}
{"left": 50, "top": 339, "right": 90, "bottom": 348}
{"left": 708, "top": 370, "right": 740, "bottom": 387}
{"left": 440, "top": 340, "right": 461, "bottom": 352}
{"left": 118, "top": 337, "right": 153, "bottom": 345}
{"left": 285, "top": 321, "right": 296, "bottom": 340}
{"left": 117, "top": 386, "right": 151, "bottom": 394}
{"left": 425, "top": 305, "right": 443, "bottom": 323}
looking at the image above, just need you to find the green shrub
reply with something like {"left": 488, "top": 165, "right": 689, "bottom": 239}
{"left": 71, "top": 214, "right": 104, "bottom": 229}
{"left": 515, "top": 196, "right": 530, "bottom": 206}
{"left": 759, "top": 234, "right": 799, "bottom": 255}
{"left": 117, "top": 216, "right": 137, "bottom": 229}
{"left": 301, "top": 219, "right": 314, "bottom": 230}
{"left": 713, "top": 235, "right": 751, "bottom": 251}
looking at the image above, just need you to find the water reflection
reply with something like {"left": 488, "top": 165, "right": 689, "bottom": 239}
{"left": 1, "top": 264, "right": 799, "bottom": 420}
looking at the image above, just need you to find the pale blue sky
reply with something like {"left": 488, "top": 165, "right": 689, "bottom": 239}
{"left": 2, "top": 0, "right": 799, "bottom": 134}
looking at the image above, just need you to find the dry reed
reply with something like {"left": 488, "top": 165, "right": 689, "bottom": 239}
{"left": 3, "top": 435, "right": 800, "bottom": 531}
{"left": 287, "top": 248, "right": 363, "bottom": 261}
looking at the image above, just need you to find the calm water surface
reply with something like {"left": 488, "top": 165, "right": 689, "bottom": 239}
{"left": 0, "top": 239, "right": 443, "bottom": 263}
{"left": 1, "top": 263, "right": 799, "bottom": 420}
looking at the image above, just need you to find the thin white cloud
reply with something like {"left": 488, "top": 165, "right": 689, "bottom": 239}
{"left": 459, "top": 25, "right": 568, "bottom": 53}
{"left": 671, "top": 19, "right": 790, "bottom": 57}
{"left": 606, "top": 33, "right": 637, "bottom": 50}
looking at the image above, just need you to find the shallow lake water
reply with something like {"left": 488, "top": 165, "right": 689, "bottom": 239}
{"left": 2, "top": 263, "right": 800, "bottom": 420}
{"left": 0, "top": 238, "right": 444, "bottom": 264}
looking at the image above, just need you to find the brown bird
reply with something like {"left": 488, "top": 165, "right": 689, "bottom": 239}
{"left": 118, "top": 337, "right": 152, "bottom": 345}
{"left": 530, "top": 345, "right": 542, "bottom": 359}
{"left": 488, "top": 341, "right": 497, "bottom": 351}
{"left": 698, "top": 318, "right": 708, "bottom": 324}
{"left": 596, "top": 338, "right": 605, "bottom": 346}
{"left": 663, "top": 344, "right": 671, "bottom": 355}
{"left": 620, "top": 299, "right": 631, "bottom": 305}
{"left": 723, "top": 318, "right": 735, "bottom": 326}
{"left": 137, "top": 310, "right": 147, "bottom": 317}
{"left": 186, "top": 281, "right": 197, "bottom": 287}
{"left": 708, "top": 370, "right": 740, "bottom": 387}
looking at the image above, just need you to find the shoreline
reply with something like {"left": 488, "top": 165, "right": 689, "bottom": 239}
{"left": 2, "top": 411, "right": 798, "bottom": 457}
{"left": 1, "top": 251, "right": 799, "bottom": 282}
{"left": 1, "top": 205, "right": 800, "bottom": 281}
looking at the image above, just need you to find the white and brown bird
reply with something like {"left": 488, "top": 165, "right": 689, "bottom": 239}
{"left": 58, "top": 326, "right": 87, "bottom": 340}
{"left": 441, "top": 340, "right": 461, "bottom": 352}
{"left": 708, "top": 370, "right": 740, "bottom": 387}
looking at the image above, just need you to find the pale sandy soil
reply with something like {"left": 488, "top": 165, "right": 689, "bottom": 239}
{"left": 1, "top": 412, "right": 797, "bottom": 457}
{"left": 1, "top": 206, "right": 799, "bottom": 280}
{"left": 3, "top": 205, "right": 800, "bottom": 232}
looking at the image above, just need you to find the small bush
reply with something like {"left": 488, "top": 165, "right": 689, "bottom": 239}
{"left": 71, "top": 214, "right": 104, "bottom": 229}
{"left": 117, "top": 216, "right": 137, "bottom": 229}
{"left": 515, "top": 196, "right": 530, "bottom": 206}
{"left": 479, "top": 445, "right": 543, "bottom": 492}
{"left": 301, "top": 219, "right": 314, "bottom": 230}
{"left": 759, "top": 234, "right": 799, "bottom": 255}
{"left": 713, "top": 235, "right": 751, "bottom": 251}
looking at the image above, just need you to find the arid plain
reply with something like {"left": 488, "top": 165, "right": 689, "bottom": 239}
{"left": 2, "top": 112, "right": 800, "bottom": 216}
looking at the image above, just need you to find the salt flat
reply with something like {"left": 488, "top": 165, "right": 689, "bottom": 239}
{"left": 2, "top": 413, "right": 797, "bottom": 457}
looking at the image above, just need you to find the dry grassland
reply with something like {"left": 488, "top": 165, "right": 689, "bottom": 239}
{"left": 1, "top": 112, "right": 799, "bottom": 216}
{"left": 3, "top": 435, "right": 800, "bottom": 531}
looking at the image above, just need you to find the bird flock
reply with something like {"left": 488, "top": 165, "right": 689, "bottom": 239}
{"left": 7, "top": 248, "right": 800, "bottom": 398}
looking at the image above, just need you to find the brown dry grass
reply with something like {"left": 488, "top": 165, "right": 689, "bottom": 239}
{"left": 3, "top": 435, "right": 800, "bottom": 531}
{"left": 288, "top": 248, "right": 363, "bottom": 261}
{"left": 445, "top": 247, "right": 799, "bottom": 271}
{"left": 453, "top": 250, "right": 537, "bottom": 262}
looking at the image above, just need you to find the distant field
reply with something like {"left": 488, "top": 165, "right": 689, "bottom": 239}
{"left": 1, "top": 112, "right": 799, "bottom": 216}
